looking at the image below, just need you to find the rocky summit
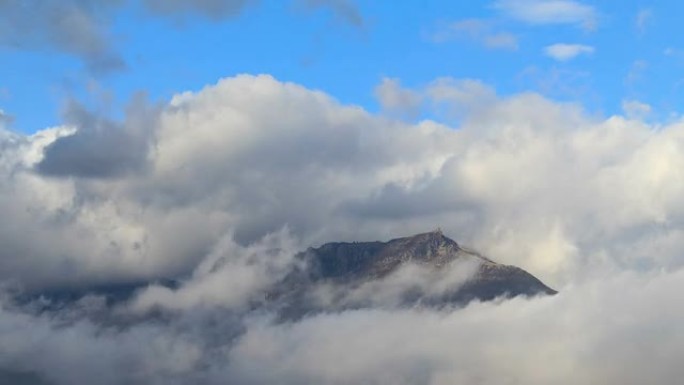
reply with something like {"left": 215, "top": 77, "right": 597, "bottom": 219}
{"left": 267, "top": 230, "right": 557, "bottom": 319}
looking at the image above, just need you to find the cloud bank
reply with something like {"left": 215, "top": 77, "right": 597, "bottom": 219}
{"left": 1, "top": 74, "right": 684, "bottom": 383}
{"left": 2, "top": 74, "right": 684, "bottom": 289}
{"left": 1, "top": 268, "right": 683, "bottom": 384}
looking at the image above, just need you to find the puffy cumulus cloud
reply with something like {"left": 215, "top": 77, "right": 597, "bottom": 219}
{"left": 544, "top": 43, "right": 595, "bottom": 61}
{"left": 0, "top": 125, "right": 219, "bottom": 290}
{"left": 0, "top": 74, "right": 457, "bottom": 291}
{"left": 3, "top": 73, "right": 684, "bottom": 292}
{"left": 36, "top": 94, "right": 158, "bottom": 179}
{"left": 147, "top": 75, "right": 455, "bottom": 245}
{"left": 1, "top": 73, "right": 684, "bottom": 383}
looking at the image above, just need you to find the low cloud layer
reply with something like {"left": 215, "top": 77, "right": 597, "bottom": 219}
{"left": 0, "top": 268, "right": 682, "bottom": 384}
{"left": 1, "top": 74, "right": 684, "bottom": 383}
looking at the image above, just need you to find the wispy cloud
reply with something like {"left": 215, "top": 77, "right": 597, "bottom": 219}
{"left": 622, "top": 99, "right": 652, "bottom": 119}
{"left": 493, "top": 0, "right": 597, "bottom": 30}
{"left": 484, "top": 32, "right": 519, "bottom": 50}
{"left": 636, "top": 8, "right": 653, "bottom": 34}
{"left": 142, "top": 0, "right": 257, "bottom": 21}
{"left": 544, "top": 43, "right": 594, "bottom": 61}
{"left": 0, "top": 0, "right": 364, "bottom": 73}
{"left": 0, "top": 0, "right": 126, "bottom": 74}
{"left": 0, "top": 109, "right": 13, "bottom": 127}
{"left": 431, "top": 19, "right": 518, "bottom": 51}
{"left": 299, "top": 0, "right": 365, "bottom": 27}
{"left": 625, "top": 59, "right": 648, "bottom": 88}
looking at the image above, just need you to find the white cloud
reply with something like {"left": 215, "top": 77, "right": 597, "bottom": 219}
{"left": 226, "top": 270, "right": 684, "bottom": 385}
{"left": 130, "top": 229, "right": 301, "bottom": 312}
{"left": 2, "top": 74, "right": 684, "bottom": 292}
{"left": 544, "top": 43, "right": 595, "bottom": 61}
{"left": 494, "top": 0, "right": 597, "bottom": 30}
{"left": 2, "top": 74, "right": 684, "bottom": 383}
{"left": 1, "top": 268, "right": 684, "bottom": 384}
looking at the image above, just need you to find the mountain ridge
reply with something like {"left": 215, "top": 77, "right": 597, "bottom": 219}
{"left": 267, "top": 230, "right": 557, "bottom": 319}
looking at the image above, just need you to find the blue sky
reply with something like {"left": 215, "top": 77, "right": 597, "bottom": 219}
{"left": 1, "top": 0, "right": 683, "bottom": 132}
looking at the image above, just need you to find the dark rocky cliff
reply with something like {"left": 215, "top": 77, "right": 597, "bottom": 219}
{"left": 267, "top": 230, "right": 556, "bottom": 319}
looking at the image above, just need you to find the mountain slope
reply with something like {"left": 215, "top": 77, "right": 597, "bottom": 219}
{"left": 268, "top": 230, "right": 556, "bottom": 318}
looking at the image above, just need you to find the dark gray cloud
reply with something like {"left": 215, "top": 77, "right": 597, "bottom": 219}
{"left": 0, "top": 0, "right": 364, "bottom": 72}
{"left": 0, "top": 0, "right": 125, "bottom": 73}
{"left": 300, "top": 0, "right": 364, "bottom": 27}
{"left": 142, "top": 0, "right": 257, "bottom": 20}
{"left": 36, "top": 94, "right": 157, "bottom": 178}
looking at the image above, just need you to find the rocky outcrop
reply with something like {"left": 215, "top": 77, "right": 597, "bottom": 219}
{"left": 267, "top": 230, "right": 556, "bottom": 319}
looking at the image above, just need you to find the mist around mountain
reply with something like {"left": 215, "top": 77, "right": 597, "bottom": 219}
{"left": 18, "top": 231, "right": 555, "bottom": 319}
{"left": 2, "top": 70, "right": 684, "bottom": 385}
{"left": 268, "top": 230, "right": 556, "bottom": 319}
{"left": 0, "top": 230, "right": 562, "bottom": 385}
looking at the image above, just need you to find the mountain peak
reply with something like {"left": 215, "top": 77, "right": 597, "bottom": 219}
{"left": 395, "top": 228, "right": 451, "bottom": 244}
{"left": 268, "top": 231, "right": 556, "bottom": 319}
